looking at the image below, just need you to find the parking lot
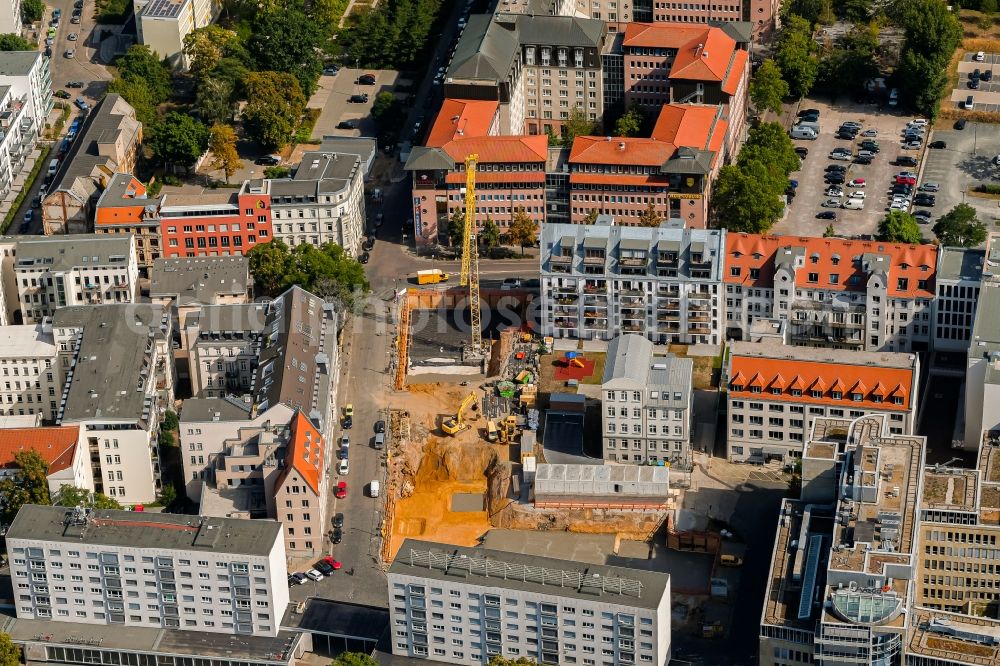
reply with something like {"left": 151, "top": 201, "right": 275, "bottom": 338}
{"left": 922, "top": 121, "right": 1000, "bottom": 226}
{"left": 951, "top": 52, "right": 1000, "bottom": 111}
{"left": 773, "top": 99, "right": 927, "bottom": 237}
{"left": 309, "top": 68, "right": 401, "bottom": 140}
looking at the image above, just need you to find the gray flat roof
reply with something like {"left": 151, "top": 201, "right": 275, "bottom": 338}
{"left": 938, "top": 247, "right": 984, "bottom": 282}
{"left": 390, "top": 538, "right": 669, "bottom": 609}
{"left": 0, "top": 51, "right": 41, "bottom": 77}
{"left": 188, "top": 303, "right": 267, "bottom": 334}
{"left": 973, "top": 280, "right": 1000, "bottom": 352}
{"left": 180, "top": 396, "right": 252, "bottom": 423}
{"left": 150, "top": 256, "right": 250, "bottom": 306}
{"left": 7, "top": 505, "right": 282, "bottom": 557}
{"left": 729, "top": 340, "right": 917, "bottom": 369}
{"left": 55, "top": 304, "right": 168, "bottom": 423}
{"left": 16, "top": 234, "right": 133, "bottom": 272}
{"left": 602, "top": 334, "right": 693, "bottom": 391}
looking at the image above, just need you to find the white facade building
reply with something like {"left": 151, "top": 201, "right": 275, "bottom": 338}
{"left": 601, "top": 334, "right": 693, "bottom": 466}
{"left": 133, "top": 0, "right": 221, "bottom": 69}
{"left": 0, "top": 322, "right": 61, "bottom": 422}
{"left": 0, "top": 0, "right": 22, "bottom": 36}
{"left": 933, "top": 246, "right": 983, "bottom": 353}
{"left": 388, "top": 539, "right": 672, "bottom": 666}
{"left": 540, "top": 218, "right": 725, "bottom": 344}
{"left": 15, "top": 235, "right": 138, "bottom": 324}
{"left": 0, "top": 52, "right": 52, "bottom": 204}
{"left": 6, "top": 504, "right": 288, "bottom": 636}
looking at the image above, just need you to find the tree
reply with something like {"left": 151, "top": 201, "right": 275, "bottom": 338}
{"left": 823, "top": 223, "right": 836, "bottom": 237}
{"left": 749, "top": 60, "right": 789, "bottom": 114}
{"left": 896, "top": 0, "right": 962, "bottom": 118}
{"left": 55, "top": 486, "right": 122, "bottom": 510}
{"left": 447, "top": 208, "right": 465, "bottom": 248}
{"left": 983, "top": 0, "right": 998, "bottom": 14}
{"left": 816, "top": 26, "right": 879, "bottom": 100}
{"left": 0, "top": 450, "right": 51, "bottom": 524}
{"left": 897, "top": 50, "right": 950, "bottom": 118}
{"left": 372, "top": 92, "right": 396, "bottom": 120}
{"left": 933, "top": 203, "right": 988, "bottom": 247}
{"left": 480, "top": 216, "right": 501, "bottom": 251}
{"left": 546, "top": 127, "right": 561, "bottom": 147}
{"left": 159, "top": 483, "right": 177, "bottom": 507}
{"left": 247, "top": 240, "right": 370, "bottom": 299}
{"left": 507, "top": 208, "right": 537, "bottom": 257}
{"left": 711, "top": 161, "right": 786, "bottom": 233}
{"left": 242, "top": 71, "right": 306, "bottom": 151}
{"left": 788, "top": 0, "right": 825, "bottom": 22}
{"left": 247, "top": 6, "right": 324, "bottom": 97}
{"left": 614, "top": 107, "right": 643, "bottom": 137}
{"left": 163, "top": 410, "right": 179, "bottom": 431}
{"left": 582, "top": 209, "right": 600, "bottom": 224}
{"left": 247, "top": 239, "right": 290, "bottom": 294}
{"left": 195, "top": 77, "right": 236, "bottom": 126}
{"left": 738, "top": 122, "right": 801, "bottom": 178}
{"left": 114, "top": 45, "right": 172, "bottom": 104}
{"left": 21, "top": 0, "right": 44, "bottom": 23}
{"left": 837, "top": 0, "right": 872, "bottom": 22}
{"left": 148, "top": 113, "right": 210, "bottom": 172}
{"left": 183, "top": 25, "right": 243, "bottom": 79}
{"left": 562, "top": 107, "right": 597, "bottom": 145}
{"left": 209, "top": 124, "right": 242, "bottom": 183}
{"left": 0, "top": 34, "right": 33, "bottom": 51}
{"left": 107, "top": 77, "right": 157, "bottom": 126}
{"left": 774, "top": 15, "right": 819, "bottom": 99}
{"left": 330, "top": 653, "right": 378, "bottom": 666}
{"left": 486, "top": 657, "right": 535, "bottom": 666}
{"left": 817, "top": 0, "right": 836, "bottom": 24}
{"left": 877, "top": 211, "right": 922, "bottom": 244}
{"left": 0, "top": 632, "right": 21, "bottom": 666}
{"left": 638, "top": 202, "right": 663, "bottom": 227}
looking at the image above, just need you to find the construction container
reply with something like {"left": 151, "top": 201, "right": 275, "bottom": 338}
{"left": 533, "top": 464, "right": 669, "bottom": 509}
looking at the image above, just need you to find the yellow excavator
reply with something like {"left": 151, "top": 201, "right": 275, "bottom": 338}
{"left": 442, "top": 392, "right": 478, "bottom": 435}
{"left": 497, "top": 415, "right": 518, "bottom": 444}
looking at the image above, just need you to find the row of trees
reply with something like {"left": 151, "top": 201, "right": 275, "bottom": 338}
{"left": 712, "top": 122, "right": 800, "bottom": 233}
{"left": 338, "top": 0, "right": 446, "bottom": 70}
{"left": 445, "top": 209, "right": 539, "bottom": 255}
{"left": 896, "top": 0, "right": 962, "bottom": 118}
{"left": 247, "top": 240, "right": 371, "bottom": 307}
{"left": 877, "top": 203, "right": 988, "bottom": 246}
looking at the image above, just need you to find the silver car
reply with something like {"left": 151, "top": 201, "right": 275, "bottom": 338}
{"left": 64, "top": 49, "right": 75, "bottom": 58}
{"left": 919, "top": 182, "right": 940, "bottom": 192}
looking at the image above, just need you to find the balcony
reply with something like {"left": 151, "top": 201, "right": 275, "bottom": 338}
{"left": 689, "top": 291, "right": 712, "bottom": 301}
{"left": 623, "top": 323, "right": 644, "bottom": 332}
{"left": 583, "top": 310, "right": 607, "bottom": 318}
{"left": 620, "top": 295, "right": 644, "bottom": 305}
{"left": 688, "top": 313, "right": 710, "bottom": 322}
{"left": 551, "top": 252, "right": 573, "bottom": 264}
{"left": 584, "top": 319, "right": 608, "bottom": 330}
{"left": 657, "top": 253, "right": 679, "bottom": 266}
{"left": 583, "top": 283, "right": 607, "bottom": 294}
{"left": 689, "top": 301, "right": 710, "bottom": 311}
{"left": 583, "top": 253, "right": 606, "bottom": 266}
{"left": 619, "top": 287, "right": 643, "bottom": 296}
{"left": 658, "top": 312, "right": 680, "bottom": 321}
{"left": 688, "top": 323, "right": 711, "bottom": 333}
{"left": 659, "top": 298, "right": 680, "bottom": 309}
{"left": 554, "top": 318, "right": 578, "bottom": 328}
{"left": 554, "top": 294, "right": 579, "bottom": 305}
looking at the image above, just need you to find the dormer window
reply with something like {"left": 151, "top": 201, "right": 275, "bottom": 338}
{"left": 541, "top": 48, "right": 551, "bottom": 65}
{"left": 574, "top": 48, "right": 584, "bottom": 67}
{"left": 830, "top": 391, "right": 842, "bottom": 400}
{"left": 525, "top": 47, "right": 535, "bottom": 65}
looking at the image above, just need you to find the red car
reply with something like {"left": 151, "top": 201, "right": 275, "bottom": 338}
{"left": 335, "top": 481, "right": 347, "bottom": 498}
{"left": 896, "top": 175, "right": 916, "bottom": 185}
{"left": 323, "top": 556, "right": 342, "bottom": 570}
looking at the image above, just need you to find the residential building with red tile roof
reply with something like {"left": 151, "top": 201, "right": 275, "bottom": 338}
{"left": 273, "top": 410, "right": 328, "bottom": 557}
{"left": 723, "top": 234, "right": 938, "bottom": 353}
{"left": 648, "top": 2, "right": 777, "bottom": 42}
{"left": 0, "top": 425, "right": 90, "bottom": 498}
{"left": 725, "top": 341, "right": 919, "bottom": 462}
{"left": 94, "top": 174, "right": 162, "bottom": 268}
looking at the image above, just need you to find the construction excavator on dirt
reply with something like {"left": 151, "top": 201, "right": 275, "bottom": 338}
{"left": 442, "top": 392, "right": 478, "bottom": 435}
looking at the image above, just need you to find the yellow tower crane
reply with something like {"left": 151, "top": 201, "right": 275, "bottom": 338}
{"left": 459, "top": 154, "right": 482, "bottom": 356}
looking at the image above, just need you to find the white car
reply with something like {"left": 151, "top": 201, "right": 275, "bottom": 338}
{"left": 305, "top": 569, "right": 323, "bottom": 582}
{"left": 821, "top": 198, "right": 842, "bottom": 208}
{"left": 889, "top": 201, "right": 909, "bottom": 211}
{"left": 339, "top": 459, "right": 349, "bottom": 475}
{"left": 848, "top": 178, "right": 866, "bottom": 188}
{"left": 903, "top": 141, "right": 922, "bottom": 150}
{"left": 825, "top": 186, "right": 844, "bottom": 197}
{"left": 919, "top": 182, "right": 940, "bottom": 192}
{"left": 975, "top": 51, "right": 986, "bottom": 62}
{"left": 909, "top": 118, "right": 929, "bottom": 126}
{"left": 897, "top": 171, "right": 918, "bottom": 179}
{"left": 861, "top": 129, "right": 878, "bottom": 137}
{"left": 849, "top": 191, "right": 866, "bottom": 200}
{"left": 829, "top": 152, "right": 851, "bottom": 161}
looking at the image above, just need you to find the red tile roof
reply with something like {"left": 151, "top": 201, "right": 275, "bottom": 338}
{"left": 569, "top": 136, "right": 676, "bottom": 165}
{"left": 721, "top": 49, "right": 749, "bottom": 95}
{"left": 440, "top": 136, "right": 548, "bottom": 164}
{"left": 0, "top": 426, "right": 80, "bottom": 475}
{"left": 445, "top": 172, "right": 545, "bottom": 184}
{"left": 668, "top": 27, "right": 737, "bottom": 83}
{"left": 283, "top": 411, "right": 324, "bottom": 495}
{"left": 729, "top": 356, "right": 914, "bottom": 411}
{"left": 723, "top": 234, "right": 937, "bottom": 298}
{"left": 426, "top": 99, "right": 499, "bottom": 147}
{"left": 622, "top": 23, "right": 713, "bottom": 49}
{"left": 651, "top": 104, "right": 722, "bottom": 149}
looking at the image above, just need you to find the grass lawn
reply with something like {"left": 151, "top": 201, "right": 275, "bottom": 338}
{"left": 667, "top": 344, "right": 722, "bottom": 390}
{"left": 581, "top": 351, "right": 606, "bottom": 385}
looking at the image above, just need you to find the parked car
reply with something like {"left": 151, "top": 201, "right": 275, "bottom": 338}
{"left": 315, "top": 560, "right": 334, "bottom": 576}
{"left": 64, "top": 49, "right": 75, "bottom": 59}
{"left": 860, "top": 140, "right": 880, "bottom": 151}
{"left": 854, "top": 155, "right": 873, "bottom": 165}
{"left": 848, "top": 178, "right": 865, "bottom": 188}
{"left": 896, "top": 156, "right": 918, "bottom": 167}
{"left": 969, "top": 79, "right": 980, "bottom": 89}
{"left": 983, "top": 69, "right": 993, "bottom": 82}
{"left": 374, "top": 420, "right": 386, "bottom": 434}
{"left": 66, "top": 80, "right": 84, "bottom": 88}
{"left": 816, "top": 211, "right": 837, "bottom": 220}
{"left": 70, "top": 16, "right": 80, "bottom": 23}
{"left": 359, "top": 252, "right": 370, "bottom": 264}
{"left": 861, "top": 129, "right": 878, "bottom": 137}
{"left": 797, "top": 108, "right": 820, "bottom": 117}
{"left": 74, "top": 97, "right": 89, "bottom": 111}
{"left": 333, "top": 513, "right": 345, "bottom": 528}
{"left": 914, "top": 210, "right": 933, "bottom": 223}
{"left": 821, "top": 198, "right": 842, "bottom": 208}
{"left": 289, "top": 573, "right": 307, "bottom": 585}
{"left": 825, "top": 186, "right": 844, "bottom": 197}
{"left": 54, "top": 89, "right": 70, "bottom": 99}
{"left": 975, "top": 51, "right": 986, "bottom": 62}
{"left": 929, "top": 140, "right": 947, "bottom": 149}
{"left": 68, "top": 33, "right": 78, "bottom": 41}
{"left": 829, "top": 151, "right": 851, "bottom": 161}
{"left": 323, "top": 66, "right": 340, "bottom": 75}
{"left": 794, "top": 146, "right": 809, "bottom": 157}
{"left": 358, "top": 74, "right": 377, "bottom": 85}
{"left": 322, "top": 556, "right": 342, "bottom": 571}
{"left": 336, "top": 120, "right": 356, "bottom": 129}
{"left": 335, "top": 481, "right": 348, "bottom": 498}
{"left": 348, "top": 94, "right": 369, "bottom": 104}
{"left": 255, "top": 155, "right": 280, "bottom": 165}
{"left": 825, "top": 174, "right": 846, "bottom": 185}
{"left": 305, "top": 569, "right": 323, "bottom": 582}
{"left": 331, "top": 527, "right": 343, "bottom": 544}
{"left": 338, "top": 459, "right": 350, "bottom": 475}
{"left": 825, "top": 164, "right": 847, "bottom": 172}
{"left": 919, "top": 182, "right": 940, "bottom": 192}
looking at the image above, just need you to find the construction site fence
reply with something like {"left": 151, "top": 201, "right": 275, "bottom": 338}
{"left": 533, "top": 499, "right": 670, "bottom": 511}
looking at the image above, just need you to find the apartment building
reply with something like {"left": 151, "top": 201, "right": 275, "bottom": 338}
{"left": 726, "top": 341, "right": 919, "bottom": 463}
{"left": 964, "top": 279, "right": 1000, "bottom": 452}
{"left": 0, "top": 322, "right": 61, "bottom": 422}
{"left": 648, "top": 0, "right": 778, "bottom": 40}
{"left": 202, "top": 410, "right": 329, "bottom": 558}
{"left": 149, "top": 255, "right": 250, "bottom": 321}
{"left": 158, "top": 183, "right": 273, "bottom": 258}
{"left": 388, "top": 539, "right": 672, "bottom": 666}
{"left": 43, "top": 95, "right": 142, "bottom": 236}
{"left": 53, "top": 304, "right": 174, "bottom": 504}
{"left": 265, "top": 147, "right": 366, "bottom": 255}
{"left": 932, "top": 246, "right": 983, "bottom": 353}
{"left": 6, "top": 504, "right": 288, "bottom": 635}
{"left": 0, "top": 425, "right": 92, "bottom": 497}
{"left": 15, "top": 234, "right": 139, "bottom": 323}
{"left": 0, "top": 235, "right": 17, "bottom": 325}
{"left": 758, "top": 416, "right": 926, "bottom": 666}
{"left": 406, "top": 98, "right": 547, "bottom": 246}
{"left": 0, "top": 0, "right": 22, "bottom": 35}
{"left": 133, "top": 0, "right": 222, "bottom": 69}
{"left": 93, "top": 174, "right": 162, "bottom": 268}
{"left": 723, "top": 234, "right": 938, "bottom": 353}
{"left": 601, "top": 334, "right": 692, "bottom": 466}
{"left": 0, "top": 52, "right": 52, "bottom": 203}
{"left": 540, "top": 217, "right": 724, "bottom": 343}
{"left": 182, "top": 303, "right": 266, "bottom": 397}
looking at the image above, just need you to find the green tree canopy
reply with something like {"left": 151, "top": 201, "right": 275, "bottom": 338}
{"left": 148, "top": 113, "right": 210, "bottom": 171}
{"left": 816, "top": 26, "right": 879, "bottom": 99}
{"left": 486, "top": 658, "right": 536, "bottom": 666}
{"left": 738, "top": 121, "right": 801, "bottom": 178}
{"left": 933, "top": 203, "right": 988, "bottom": 247}
{"left": 330, "top": 653, "right": 378, "bottom": 666}
{"left": 877, "top": 211, "right": 923, "bottom": 244}
{"left": 0, "top": 34, "right": 33, "bottom": 51}
{"left": 114, "top": 45, "right": 173, "bottom": 104}
{"left": 247, "top": 5, "right": 324, "bottom": 97}
{"left": 247, "top": 240, "right": 370, "bottom": 305}
{"left": 195, "top": 77, "right": 237, "bottom": 126}
{"left": 508, "top": 208, "right": 537, "bottom": 256}
{"left": 896, "top": 0, "right": 962, "bottom": 118}
{"left": 774, "top": 15, "right": 819, "bottom": 98}
{"left": 614, "top": 106, "right": 644, "bottom": 137}
{"left": 21, "top": 0, "right": 44, "bottom": 23}
{"left": 242, "top": 71, "right": 305, "bottom": 151}
{"left": 107, "top": 77, "right": 157, "bottom": 126}
{"left": 447, "top": 208, "right": 465, "bottom": 248}
{"left": 338, "top": 0, "right": 444, "bottom": 70}
{"left": 183, "top": 25, "right": 244, "bottom": 79}
{"left": 0, "top": 632, "right": 21, "bottom": 666}
{"left": 712, "top": 161, "right": 786, "bottom": 233}
{"left": 562, "top": 107, "right": 597, "bottom": 145}
{"left": 163, "top": 410, "right": 179, "bottom": 431}
{"left": 480, "top": 217, "right": 501, "bottom": 250}
{"left": 787, "top": 0, "right": 825, "bottom": 22}
{"left": 56, "top": 486, "right": 122, "bottom": 510}
{"left": 749, "top": 60, "right": 789, "bottom": 114}
{"left": 0, "top": 449, "right": 51, "bottom": 524}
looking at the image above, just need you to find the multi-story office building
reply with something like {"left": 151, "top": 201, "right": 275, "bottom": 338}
{"left": 133, "top": 0, "right": 222, "bottom": 69}
{"left": 388, "top": 538, "right": 672, "bottom": 666}
{"left": 0, "top": 322, "right": 61, "bottom": 422}
{"left": 6, "top": 504, "right": 288, "bottom": 636}
{"left": 158, "top": 183, "right": 273, "bottom": 258}
{"left": 181, "top": 303, "right": 266, "bottom": 397}
{"left": 759, "top": 416, "right": 925, "bottom": 666}
{"left": 0, "top": 52, "right": 52, "bottom": 203}
{"left": 0, "top": 425, "right": 91, "bottom": 497}
{"left": 540, "top": 217, "right": 724, "bottom": 343}
{"left": 648, "top": 0, "right": 779, "bottom": 40}
{"left": 201, "top": 410, "right": 329, "bottom": 558}
{"left": 14, "top": 234, "right": 139, "bottom": 323}
{"left": 964, "top": 235, "right": 1000, "bottom": 450}
{"left": 932, "top": 246, "right": 983, "bottom": 353}
{"left": 726, "top": 341, "right": 919, "bottom": 463}
{"left": 93, "top": 174, "right": 162, "bottom": 268}
{"left": 601, "top": 334, "right": 692, "bottom": 466}
{"left": 0, "top": 0, "right": 22, "bottom": 35}
{"left": 53, "top": 304, "right": 174, "bottom": 504}
{"left": 265, "top": 147, "right": 366, "bottom": 255}
{"left": 723, "top": 234, "right": 938, "bottom": 353}
{"left": 43, "top": 95, "right": 142, "bottom": 236}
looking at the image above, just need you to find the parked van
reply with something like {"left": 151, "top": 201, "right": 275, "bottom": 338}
{"left": 370, "top": 480, "right": 380, "bottom": 498}
{"left": 374, "top": 433, "right": 385, "bottom": 450}
{"left": 795, "top": 121, "right": 820, "bottom": 131}
{"left": 47, "top": 158, "right": 58, "bottom": 177}
{"left": 790, "top": 126, "right": 818, "bottom": 140}
{"left": 888, "top": 88, "right": 899, "bottom": 107}
{"left": 842, "top": 197, "right": 864, "bottom": 210}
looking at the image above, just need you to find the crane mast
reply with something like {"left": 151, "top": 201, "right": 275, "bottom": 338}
{"left": 460, "top": 154, "right": 482, "bottom": 356}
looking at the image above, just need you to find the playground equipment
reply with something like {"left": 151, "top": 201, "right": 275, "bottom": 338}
{"left": 562, "top": 351, "right": 585, "bottom": 368}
